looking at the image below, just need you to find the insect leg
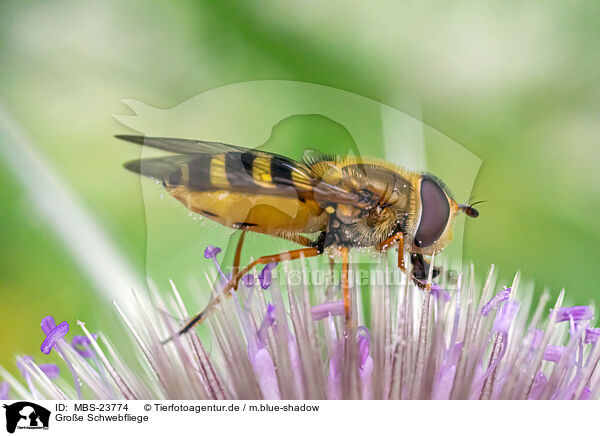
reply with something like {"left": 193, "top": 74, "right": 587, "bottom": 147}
{"left": 341, "top": 246, "right": 351, "bottom": 323}
{"left": 170, "top": 247, "right": 322, "bottom": 340}
{"left": 231, "top": 231, "right": 313, "bottom": 290}
{"left": 279, "top": 233, "right": 314, "bottom": 247}
{"left": 378, "top": 233, "right": 434, "bottom": 290}
{"left": 232, "top": 231, "right": 247, "bottom": 289}
{"left": 377, "top": 232, "right": 406, "bottom": 272}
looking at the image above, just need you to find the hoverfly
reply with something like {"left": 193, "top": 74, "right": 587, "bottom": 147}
{"left": 118, "top": 135, "right": 479, "bottom": 337}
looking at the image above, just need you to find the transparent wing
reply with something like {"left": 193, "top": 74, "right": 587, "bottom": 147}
{"left": 115, "top": 135, "right": 247, "bottom": 154}
{"left": 119, "top": 135, "right": 369, "bottom": 208}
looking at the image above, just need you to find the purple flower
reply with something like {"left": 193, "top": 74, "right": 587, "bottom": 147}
{"left": 257, "top": 304, "right": 276, "bottom": 344}
{"left": 482, "top": 287, "right": 511, "bottom": 316}
{"left": 584, "top": 328, "right": 600, "bottom": 344}
{"left": 203, "top": 245, "right": 222, "bottom": 259}
{"left": 530, "top": 329, "right": 543, "bottom": 349}
{"left": 357, "top": 327, "right": 374, "bottom": 400}
{"left": 0, "top": 381, "right": 8, "bottom": 400}
{"left": 241, "top": 274, "right": 255, "bottom": 288}
{"left": 544, "top": 345, "right": 565, "bottom": 363}
{"left": 40, "top": 316, "right": 82, "bottom": 399}
{"left": 16, "top": 355, "right": 34, "bottom": 374}
{"left": 259, "top": 263, "right": 278, "bottom": 289}
{"left": 71, "top": 334, "right": 97, "bottom": 358}
{"left": 2, "top": 259, "right": 599, "bottom": 400}
{"left": 15, "top": 355, "right": 60, "bottom": 400}
{"left": 550, "top": 306, "right": 594, "bottom": 323}
{"left": 357, "top": 327, "right": 371, "bottom": 368}
{"left": 580, "top": 387, "right": 592, "bottom": 400}
{"left": 39, "top": 364, "right": 60, "bottom": 379}
{"left": 230, "top": 288, "right": 281, "bottom": 399}
{"left": 528, "top": 371, "right": 548, "bottom": 400}
{"left": 326, "top": 316, "right": 343, "bottom": 400}
{"left": 251, "top": 348, "right": 281, "bottom": 399}
{"left": 311, "top": 300, "right": 345, "bottom": 321}
{"left": 493, "top": 300, "right": 519, "bottom": 333}
{"left": 40, "top": 316, "right": 69, "bottom": 355}
{"left": 432, "top": 342, "right": 462, "bottom": 400}
{"left": 203, "top": 245, "right": 228, "bottom": 282}
{"left": 430, "top": 283, "right": 451, "bottom": 302}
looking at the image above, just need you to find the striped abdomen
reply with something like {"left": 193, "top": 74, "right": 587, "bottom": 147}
{"left": 126, "top": 151, "right": 328, "bottom": 238}
{"left": 142, "top": 152, "right": 315, "bottom": 199}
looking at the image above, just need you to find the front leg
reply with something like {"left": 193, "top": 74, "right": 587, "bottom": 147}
{"left": 377, "top": 231, "right": 406, "bottom": 272}
{"left": 377, "top": 232, "right": 438, "bottom": 290}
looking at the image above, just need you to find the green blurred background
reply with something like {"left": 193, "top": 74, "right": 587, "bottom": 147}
{"left": 1, "top": 1, "right": 599, "bottom": 374}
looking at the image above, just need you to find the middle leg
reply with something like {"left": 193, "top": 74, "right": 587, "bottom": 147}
{"left": 341, "top": 247, "right": 351, "bottom": 323}
{"left": 232, "top": 230, "right": 247, "bottom": 288}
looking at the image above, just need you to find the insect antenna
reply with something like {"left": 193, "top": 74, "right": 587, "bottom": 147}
{"left": 468, "top": 200, "right": 487, "bottom": 208}
{"left": 459, "top": 200, "right": 486, "bottom": 218}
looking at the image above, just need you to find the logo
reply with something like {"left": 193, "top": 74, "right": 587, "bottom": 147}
{"left": 3, "top": 402, "right": 50, "bottom": 433}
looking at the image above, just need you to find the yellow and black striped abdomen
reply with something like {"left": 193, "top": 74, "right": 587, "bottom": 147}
{"left": 151, "top": 152, "right": 314, "bottom": 200}
{"left": 124, "top": 149, "right": 327, "bottom": 239}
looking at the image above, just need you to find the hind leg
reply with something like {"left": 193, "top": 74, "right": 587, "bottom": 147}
{"left": 231, "top": 231, "right": 246, "bottom": 287}
{"left": 170, "top": 246, "right": 323, "bottom": 339}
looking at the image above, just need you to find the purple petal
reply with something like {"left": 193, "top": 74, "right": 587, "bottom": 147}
{"left": 326, "top": 316, "right": 343, "bottom": 400}
{"left": 203, "top": 246, "right": 228, "bottom": 281}
{"left": 257, "top": 304, "right": 276, "bottom": 344}
{"left": 251, "top": 348, "right": 281, "bottom": 400}
{"left": 360, "top": 354, "right": 374, "bottom": 400}
{"left": 550, "top": 306, "right": 594, "bottom": 323}
{"left": 71, "top": 334, "right": 97, "bottom": 358}
{"left": 259, "top": 263, "right": 278, "bottom": 289}
{"left": 529, "top": 329, "right": 543, "bottom": 349}
{"left": 528, "top": 371, "right": 548, "bottom": 400}
{"left": 0, "top": 381, "right": 9, "bottom": 400}
{"left": 432, "top": 341, "right": 462, "bottom": 399}
{"left": 16, "top": 355, "right": 34, "bottom": 374}
{"left": 41, "top": 319, "right": 69, "bottom": 355}
{"left": 357, "top": 327, "right": 374, "bottom": 399}
{"left": 327, "top": 348, "right": 343, "bottom": 400}
{"left": 311, "top": 300, "right": 345, "bottom": 321}
{"left": 430, "top": 284, "right": 451, "bottom": 302}
{"left": 543, "top": 345, "right": 565, "bottom": 363}
{"left": 40, "top": 318, "right": 81, "bottom": 399}
{"left": 242, "top": 274, "right": 255, "bottom": 288}
{"left": 38, "top": 363, "right": 60, "bottom": 379}
{"left": 41, "top": 315, "right": 57, "bottom": 334}
{"left": 71, "top": 335, "right": 92, "bottom": 347}
{"left": 580, "top": 386, "right": 592, "bottom": 400}
{"left": 493, "top": 300, "right": 519, "bottom": 333}
{"left": 286, "top": 334, "right": 304, "bottom": 397}
{"left": 357, "top": 327, "right": 371, "bottom": 368}
{"left": 482, "top": 287, "right": 511, "bottom": 316}
{"left": 203, "top": 245, "right": 221, "bottom": 259}
{"left": 585, "top": 328, "right": 600, "bottom": 344}
{"left": 432, "top": 362, "right": 458, "bottom": 400}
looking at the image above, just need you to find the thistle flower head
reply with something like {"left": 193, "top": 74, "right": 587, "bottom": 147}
{"left": 1, "top": 248, "right": 599, "bottom": 400}
{"left": 40, "top": 316, "right": 69, "bottom": 355}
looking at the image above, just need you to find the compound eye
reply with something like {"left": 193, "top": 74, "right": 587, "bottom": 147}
{"left": 415, "top": 177, "right": 450, "bottom": 247}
